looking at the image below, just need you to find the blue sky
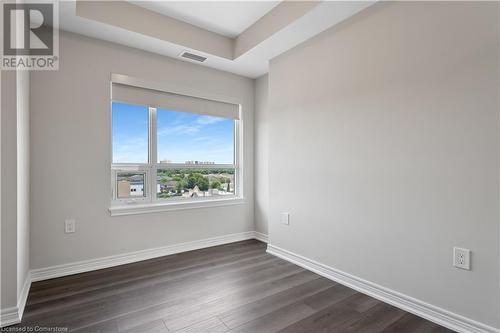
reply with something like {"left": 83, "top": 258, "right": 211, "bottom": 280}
{"left": 112, "top": 102, "right": 234, "bottom": 164}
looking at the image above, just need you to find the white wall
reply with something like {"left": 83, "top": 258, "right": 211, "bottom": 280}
{"left": 254, "top": 75, "right": 269, "bottom": 235}
{"left": 1, "top": 71, "right": 18, "bottom": 311}
{"left": 29, "top": 32, "right": 254, "bottom": 269}
{"left": 0, "top": 13, "right": 30, "bottom": 321}
{"left": 0, "top": 68, "right": 30, "bottom": 316}
{"left": 16, "top": 70, "right": 30, "bottom": 300}
{"left": 267, "top": 2, "right": 499, "bottom": 328}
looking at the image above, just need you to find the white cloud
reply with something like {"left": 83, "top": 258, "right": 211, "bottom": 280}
{"left": 157, "top": 115, "right": 226, "bottom": 137}
{"left": 157, "top": 124, "right": 200, "bottom": 136}
{"left": 196, "top": 115, "right": 224, "bottom": 125}
{"left": 113, "top": 137, "right": 148, "bottom": 163}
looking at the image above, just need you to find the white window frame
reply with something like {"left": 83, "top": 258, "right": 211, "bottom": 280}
{"left": 109, "top": 102, "right": 243, "bottom": 217}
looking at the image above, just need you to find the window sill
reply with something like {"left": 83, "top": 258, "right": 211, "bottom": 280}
{"left": 109, "top": 197, "right": 245, "bottom": 216}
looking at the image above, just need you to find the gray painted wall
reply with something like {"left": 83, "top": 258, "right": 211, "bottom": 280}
{"left": 254, "top": 75, "right": 269, "bottom": 235}
{"left": 1, "top": 71, "right": 18, "bottom": 310}
{"left": 16, "top": 70, "right": 30, "bottom": 302}
{"left": 29, "top": 32, "right": 254, "bottom": 269}
{"left": 0, "top": 69, "right": 30, "bottom": 313}
{"left": 267, "top": 2, "right": 499, "bottom": 328}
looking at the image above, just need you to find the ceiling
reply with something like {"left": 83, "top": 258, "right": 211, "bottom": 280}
{"left": 58, "top": 1, "right": 375, "bottom": 78}
{"left": 130, "top": 1, "right": 280, "bottom": 38}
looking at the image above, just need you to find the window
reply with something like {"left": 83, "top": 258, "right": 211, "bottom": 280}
{"left": 110, "top": 81, "right": 241, "bottom": 212}
{"left": 157, "top": 110, "right": 234, "bottom": 164}
{"left": 116, "top": 172, "right": 146, "bottom": 198}
{"left": 157, "top": 168, "right": 235, "bottom": 199}
{"left": 112, "top": 103, "right": 149, "bottom": 164}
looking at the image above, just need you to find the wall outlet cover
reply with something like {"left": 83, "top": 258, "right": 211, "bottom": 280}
{"left": 65, "top": 219, "right": 76, "bottom": 234}
{"left": 453, "top": 247, "right": 470, "bottom": 270}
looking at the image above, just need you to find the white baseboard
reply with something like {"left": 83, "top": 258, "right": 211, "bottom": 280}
{"left": 0, "top": 273, "right": 32, "bottom": 327}
{"left": 253, "top": 231, "right": 269, "bottom": 243}
{"left": 30, "top": 231, "right": 266, "bottom": 282}
{"left": 267, "top": 244, "right": 499, "bottom": 333}
{"left": 0, "top": 306, "right": 20, "bottom": 328}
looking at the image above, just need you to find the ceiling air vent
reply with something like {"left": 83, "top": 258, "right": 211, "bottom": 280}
{"left": 180, "top": 51, "right": 207, "bottom": 63}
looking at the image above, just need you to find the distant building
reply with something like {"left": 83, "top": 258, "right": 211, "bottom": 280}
{"left": 185, "top": 160, "right": 215, "bottom": 165}
{"left": 130, "top": 184, "right": 144, "bottom": 196}
{"left": 117, "top": 180, "right": 144, "bottom": 198}
{"left": 117, "top": 180, "right": 130, "bottom": 198}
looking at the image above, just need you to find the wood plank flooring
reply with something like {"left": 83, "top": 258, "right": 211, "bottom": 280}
{"left": 9, "top": 240, "right": 455, "bottom": 333}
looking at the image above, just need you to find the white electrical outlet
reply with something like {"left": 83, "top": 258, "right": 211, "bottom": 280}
{"left": 65, "top": 219, "right": 76, "bottom": 234}
{"left": 281, "top": 212, "right": 290, "bottom": 225}
{"left": 453, "top": 247, "right": 470, "bottom": 270}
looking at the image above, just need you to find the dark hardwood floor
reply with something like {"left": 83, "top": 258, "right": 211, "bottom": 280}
{"left": 10, "top": 240, "right": 454, "bottom": 332}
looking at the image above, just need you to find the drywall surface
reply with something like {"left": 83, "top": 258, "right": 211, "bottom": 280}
{"left": 30, "top": 32, "right": 254, "bottom": 269}
{"left": 1, "top": 71, "right": 18, "bottom": 310}
{"left": 268, "top": 2, "right": 499, "bottom": 328}
{"left": 235, "top": 1, "right": 319, "bottom": 58}
{"left": 76, "top": 1, "right": 233, "bottom": 60}
{"left": 1, "top": 69, "right": 30, "bottom": 320}
{"left": 16, "top": 69, "right": 30, "bottom": 300}
{"left": 254, "top": 75, "right": 269, "bottom": 235}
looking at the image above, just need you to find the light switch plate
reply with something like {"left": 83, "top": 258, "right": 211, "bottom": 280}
{"left": 453, "top": 247, "right": 470, "bottom": 270}
{"left": 281, "top": 212, "right": 290, "bottom": 225}
{"left": 65, "top": 219, "right": 76, "bottom": 233}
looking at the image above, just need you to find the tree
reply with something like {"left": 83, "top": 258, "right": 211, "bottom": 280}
{"left": 187, "top": 173, "right": 199, "bottom": 189}
{"left": 187, "top": 173, "right": 209, "bottom": 191}
{"left": 198, "top": 177, "right": 209, "bottom": 191}
{"left": 210, "top": 180, "right": 221, "bottom": 190}
{"left": 175, "top": 179, "right": 187, "bottom": 193}
{"left": 226, "top": 178, "right": 231, "bottom": 192}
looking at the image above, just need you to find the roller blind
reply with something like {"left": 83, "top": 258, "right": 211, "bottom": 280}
{"left": 112, "top": 83, "right": 240, "bottom": 120}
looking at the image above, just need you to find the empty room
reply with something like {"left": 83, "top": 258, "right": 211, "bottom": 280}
{"left": 1, "top": 1, "right": 499, "bottom": 332}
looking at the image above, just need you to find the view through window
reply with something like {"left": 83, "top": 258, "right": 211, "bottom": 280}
{"left": 111, "top": 101, "right": 238, "bottom": 204}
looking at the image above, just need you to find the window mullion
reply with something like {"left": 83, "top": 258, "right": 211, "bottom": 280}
{"left": 149, "top": 107, "right": 157, "bottom": 202}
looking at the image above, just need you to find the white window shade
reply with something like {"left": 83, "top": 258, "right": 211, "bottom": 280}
{"left": 112, "top": 83, "right": 240, "bottom": 120}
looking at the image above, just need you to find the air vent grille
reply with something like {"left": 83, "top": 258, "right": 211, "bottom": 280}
{"left": 180, "top": 51, "right": 207, "bottom": 62}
